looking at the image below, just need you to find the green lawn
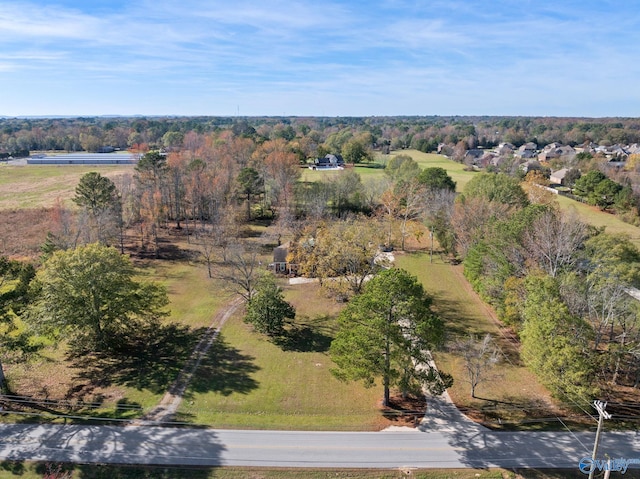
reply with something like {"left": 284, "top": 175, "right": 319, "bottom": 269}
{"left": 178, "top": 282, "right": 388, "bottom": 430}
{"left": 300, "top": 151, "right": 474, "bottom": 191}
{"left": 384, "top": 150, "right": 476, "bottom": 190}
{"left": 556, "top": 195, "right": 640, "bottom": 246}
{"left": 3, "top": 256, "right": 227, "bottom": 423}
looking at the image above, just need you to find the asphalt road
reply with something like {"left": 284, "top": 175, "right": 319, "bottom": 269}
{"left": 1, "top": 422, "right": 640, "bottom": 471}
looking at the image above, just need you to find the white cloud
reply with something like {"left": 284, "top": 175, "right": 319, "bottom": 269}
{"left": 0, "top": 3, "right": 100, "bottom": 39}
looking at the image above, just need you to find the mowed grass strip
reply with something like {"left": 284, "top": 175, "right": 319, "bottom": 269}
{"left": 0, "top": 463, "right": 561, "bottom": 479}
{"left": 137, "top": 257, "right": 231, "bottom": 329}
{"left": 395, "top": 252, "right": 562, "bottom": 429}
{"left": 179, "top": 282, "right": 388, "bottom": 430}
{"left": 556, "top": 195, "right": 640, "bottom": 246}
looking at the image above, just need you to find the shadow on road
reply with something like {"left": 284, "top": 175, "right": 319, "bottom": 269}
{"left": 0, "top": 423, "right": 227, "bottom": 471}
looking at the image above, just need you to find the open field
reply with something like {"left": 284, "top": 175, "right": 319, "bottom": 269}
{"left": 177, "top": 281, "right": 401, "bottom": 431}
{"left": 382, "top": 150, "right": 476, "bottom": 190}
{"left": 556, "top": 195, "right": 640, "bottom": 246}
{"left": 300, "top": 150, "right": 474, "bottom": 190}
{"left": 0, "top": 164, "right": 134, "bottom": 209}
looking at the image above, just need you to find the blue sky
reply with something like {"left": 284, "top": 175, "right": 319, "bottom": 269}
{"left": 1, "top": 0, "right": 639, "bottom": 117}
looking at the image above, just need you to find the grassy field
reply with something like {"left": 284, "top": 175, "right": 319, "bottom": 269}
{"left": 556, "top": 195, "right": 640, "bottom": 246}
{"left": 0, "top": 164, "right": 134, "bottom": 209}
{"left": 300, "top": 150, "right": 475, "bottom": 191}
{"left": 3, "top": 252, "right": 227, "bottom": 423}
{"left": 177, "top": 281, "right": 398, "bottom": 430}
{"left": 381, "top": 150, "right": 477, "bottom": 190}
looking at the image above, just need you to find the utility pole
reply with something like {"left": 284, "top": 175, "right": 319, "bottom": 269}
{"left": 588, "top": 400, "right": 611, "bottom": 479}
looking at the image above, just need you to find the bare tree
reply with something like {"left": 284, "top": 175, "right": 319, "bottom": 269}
{"left": 194, "top": 232, "right": 217, "bottom": 278}
{"left": 450, "top": 196, "right": 511, "bottom": 257}
{"left": 397, "top": 180, "right": 427, "bottom": 251}
{"left": 453, "top": 334, "right": 501, "bottom": 399}
{"left": 217, "top": 245, "right": 262, "bottom": 301}
{"left": 522, "top": 209, "right": 589, "bottom": 277}
{"left": 422, "top": 188, "right": 456, "bottom": 254}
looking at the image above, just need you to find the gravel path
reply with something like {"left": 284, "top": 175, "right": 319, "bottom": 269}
{"left": 131, "top": 296, "right": 244, "bottom": 425}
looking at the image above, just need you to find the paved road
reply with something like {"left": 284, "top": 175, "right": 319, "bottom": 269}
{"left": 1, "top": 422, "right": 639, "bottom": 470}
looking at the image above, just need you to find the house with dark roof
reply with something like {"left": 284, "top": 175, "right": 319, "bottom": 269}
{"left": 270, "top": 242, "right": 297, "bottom": 275}
{"left": 313, "top": 154, "right": 345, "bottom": 169}
{"left": 516, "top": 142, "right": 538, "bottom": 159}
{"left": 463, "top": 149, "right": 485, "bottom": 165}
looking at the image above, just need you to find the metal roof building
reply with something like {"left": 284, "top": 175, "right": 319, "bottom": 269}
{"left": 27, "top": 153, "right": 139, "bottom": 165}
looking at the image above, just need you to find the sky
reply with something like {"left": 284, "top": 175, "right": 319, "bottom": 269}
{"left": 1, "top": 0, "right": 639, "bottom": 117}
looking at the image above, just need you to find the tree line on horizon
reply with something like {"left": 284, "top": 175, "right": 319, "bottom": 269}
{"left": 2, "top": 115, "right": 640, "bottom": 157}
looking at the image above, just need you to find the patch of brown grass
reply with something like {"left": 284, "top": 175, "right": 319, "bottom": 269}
{"left": 0, "top": 208, "right": 56, "bottom": 259}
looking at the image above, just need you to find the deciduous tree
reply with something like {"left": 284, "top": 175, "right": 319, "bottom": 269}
{"left": 0, "top": 258, "right": 35, "bottom": 392}
{"left": 453, "top": 334, "right": 501, "bottom": 398}
{"left": 27, "top": 244, "right": 169, "bottom": 352}
{"left": 462, "top": 172, "right": 529, "bottom": 209}
{"left": 522, "top": 209, "right": 590, "bottom": 277}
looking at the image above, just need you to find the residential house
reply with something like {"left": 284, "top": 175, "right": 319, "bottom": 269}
{"left": 313, "top": 154, "right": 345, "bottom": 169}
{"left": 538, "top": 144, "right": 575, "bottom": 162}
{"left": 550, "top": 168, "right": 569, "bottom": 185}
{"left": 520, "top": 159, "right": 543, "bottom": 174}
{"left": 516, "top": 142, "right": 538, "bottom": 159}
{"left": 463, "top": 149, "right": 485, "bottom": 165}
{"left": 270, "top": 242, "right": 297, "bottom": 275}
{"left": 496, "top": 143, "right": 516, "bottom": 157}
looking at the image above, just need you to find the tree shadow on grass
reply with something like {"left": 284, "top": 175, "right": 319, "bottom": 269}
{"left": 0, "top": 460, "right": 25, "bottom": 475}
{"left": 185, "top": 333, "right": 260, "bottom": 397}
{"left": 67, "top": 322, "right": 205, "bottom": 397}
{"left": 429, "top": 292, "right": 482, "bottom": 337}
{"left": 32, "top": 462, "right": 218, "bottom": 479}
{"left": 274, "top": 315, "right": 335, "bottom": 353}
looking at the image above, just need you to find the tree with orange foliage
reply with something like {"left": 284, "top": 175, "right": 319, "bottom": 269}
{"left": 252, "top": 138, "right": 300, "bottom": 214}
{"left": 522, "top": 170, "right": 556, "bottom": 205}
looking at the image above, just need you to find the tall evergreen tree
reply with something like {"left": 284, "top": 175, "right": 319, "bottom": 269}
{"left": 521, "top": 274, "right": 596, "bottom": 402}
{"left": 330, "top": 268, "right": 450, "bottom": 406}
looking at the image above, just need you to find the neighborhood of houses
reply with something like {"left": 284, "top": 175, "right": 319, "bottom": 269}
{"left": 449, "top": 141, "right": 640, "bottom": 185}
